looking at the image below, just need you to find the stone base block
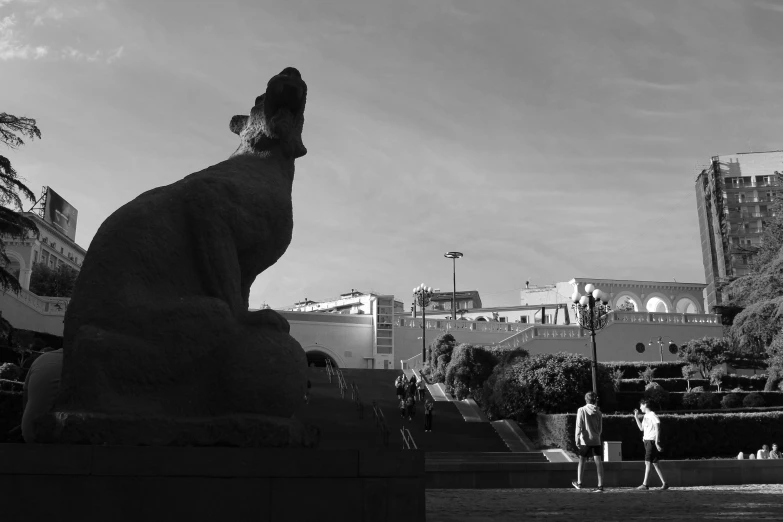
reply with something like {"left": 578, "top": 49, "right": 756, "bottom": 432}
{"left": 0, "top": 445, "right": 425, "bottom": 522}
{"left": 33, "top": 411, "right": 319, "bottom": 447}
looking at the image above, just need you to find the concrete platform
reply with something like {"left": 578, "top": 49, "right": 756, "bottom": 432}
{"left": 426, "top": 458, "right": 783, "bottom": 489}
{"left": 0, "top": 444, "right": 425, "bottom": 522}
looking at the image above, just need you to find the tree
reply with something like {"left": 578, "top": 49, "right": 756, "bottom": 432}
{"left": 29, "top": 262, "right": 79, "bottom": 298}
{"left": 681, "top": 364, "right": 698, "bottom": 392}
{"left": 443, "top": 344, "right": 498, "bottom": 400}
{"left": 677, "top": 337, "right": 729, "bottom": 379}
{"left": 0, "top": 112, "right": 41, "bottom": 294}
{"left": 615, "top": 297, "right": 636, "bottom": 312}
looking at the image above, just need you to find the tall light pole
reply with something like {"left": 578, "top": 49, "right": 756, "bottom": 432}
{"left": 413, "top": 283, "right": 434, "bottom": 364}
{"left": 571, "top": 283, "right": 612, "bottom": 400}
{"left": 444, "top": 252, "right": 463, "bottom": 320}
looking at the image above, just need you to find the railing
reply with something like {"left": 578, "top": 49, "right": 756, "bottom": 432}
{"left": 396, "top": 317, "right": 531, "bottom": 334}
{"left": 325, "top": 358, "right": 334, "bottom": 383}
{"left": 401, "top": 353, "right": 423, "bottom": 370}
{"left": 494, "top": 311, "right": 722, "bottom": 348}
{"left": 372, "top": 400, "right": 390, "bottom": 447}
{"left": 0, "top": 378, "right": 23, "bottom": 396}
{"left": 1, "top": 287, "right": 70, "bottom": 316}
{"left": 336, "top": 368, "right": 348, "bottom": 399}
{"left": 400, "top": 427, "right": 417, "bottom": 450}
{"left": 350, "top": 381, "right": 364, "bottom": 419}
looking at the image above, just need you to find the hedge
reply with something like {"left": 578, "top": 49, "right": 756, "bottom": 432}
{"left": 601, "top": 361, "right": 687, "bottom": 379}
{"left": 538, "top": 411, "right": 783, "bottom": 459}
{"left": 615, "top": 391, "right": 783, "bottom": 412}
{"left": 617, "top": 375, "right": 767, "bottom": 393}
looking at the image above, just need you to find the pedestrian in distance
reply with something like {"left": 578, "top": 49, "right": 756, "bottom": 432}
{"left": 304, "top": 379, "right": 311, "bottom": 404}
{"left": 395, "top": 375, "right": 405, "bottom": 401}
{"left": 407, "top": 375, "right": 417, "bottom": 399}
{"left": 770, "top": 443, "right": 781, "bottom": 459}
{"left": 417, "top": 376, "right": 427, "bottom": 401}
{"left": 406, "top": 394, "right": 416, "bottom": 421}
{"left": 756, "top": 444, "right": 770, "bottom": 460}
{"left": 634, "top": 398, "right": 669, "bottom": 490}
{"left": 572, "top": 391, "right": 605, "bottom": 492}
{"left": 399, "top": 397, "right": 406, "bottom": 419}
{"left": 424, "top": 399, "right": 434, "bottom": 432}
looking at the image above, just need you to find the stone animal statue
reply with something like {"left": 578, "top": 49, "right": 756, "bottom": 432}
{"left": 34, "top": 67, "right": 316, "bottom": 446}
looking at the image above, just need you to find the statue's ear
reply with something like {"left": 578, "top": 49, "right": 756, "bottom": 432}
{"left": 230, "top": 115, "right": 249, "bottom": 135}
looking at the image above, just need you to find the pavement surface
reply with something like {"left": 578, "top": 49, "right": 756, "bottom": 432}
{"left": 426, "top": 485, "right": 783, "bottom": 521}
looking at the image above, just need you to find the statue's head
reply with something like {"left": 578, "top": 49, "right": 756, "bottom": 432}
{"left": 230, "top": 67, "right": 307, "bottom": 159}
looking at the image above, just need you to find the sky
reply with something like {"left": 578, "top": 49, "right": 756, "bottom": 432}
{"left": 2, "top": 0, "right": 783, "bottom": 310}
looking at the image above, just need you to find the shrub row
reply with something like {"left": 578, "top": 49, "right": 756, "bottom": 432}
{"left": 615, "top": 391, "right": 783, "bottom": 412}
{"left": 617, "top": 375, "right": 767, "bottom": 393}
{"left": 538, "top": 411, "right": 783, "bottom": 459}
{"left": 601, "top": 361, "right": 688, "bottom": 379}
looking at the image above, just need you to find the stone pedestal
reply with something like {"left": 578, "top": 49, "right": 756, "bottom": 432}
{"left": 1, "top": 444, "right": 425, "bottom": 522}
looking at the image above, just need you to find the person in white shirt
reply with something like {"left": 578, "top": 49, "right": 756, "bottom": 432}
{"left": 756, "top": 445, "right": 770, "bottom": 460}
{"left": 633, "top": 398, "right": 669, "bottom": 490}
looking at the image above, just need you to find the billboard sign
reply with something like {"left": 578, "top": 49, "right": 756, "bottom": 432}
{"left": 44, "top": 187, "right": 79, "bottom": 241}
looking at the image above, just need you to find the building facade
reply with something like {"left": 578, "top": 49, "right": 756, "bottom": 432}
{"left": 1, "top": 212, "right": 86, "bottom": 292}
{"left": 695, "top": 151, "right": 783, "bottom": 310}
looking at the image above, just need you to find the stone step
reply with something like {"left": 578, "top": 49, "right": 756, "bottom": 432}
{"left": 490, "top": 419, "right": 538, "bottom": 452}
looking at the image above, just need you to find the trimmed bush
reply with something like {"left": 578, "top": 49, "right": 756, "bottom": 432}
{"left": 617, "top": 390, "right": 783, "bottom": 412}
{"left": 0, "top": 362, "right": 22, "bottom": 381}
{"left": 601, "top": 361, "right": 687, "bottom": 379}
{"left": 444, "top": 344, "right": 498, "bottom": 400}
{"left": 538, "top": 411, "right": 783, "bottom": 459}
{"left": 644, "top": 382, "right": 670, "bottom": 410}
{"left": 721, "top": 393, "right": 743, "bottom": 409}
{"left": 697, "top": 391, "right": 720, "bottom": 410}
{"left": 682, "top": 390, "right": 700, "bottom": 409}
{"left": 618, "top": 378, "right": 709, "bottom": 393}
{"left": 481, "top": 351, "right": 615, "bottom": 422}
{"left": 743, "top": 392, "right": 766, "bottom": 408}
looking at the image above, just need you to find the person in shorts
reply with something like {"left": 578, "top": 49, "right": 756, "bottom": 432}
{"left": 634, "top": 398, "right": 669, "bottom": 490}
{"left": 572, "top": 391, "right": 604, "bottom": 492}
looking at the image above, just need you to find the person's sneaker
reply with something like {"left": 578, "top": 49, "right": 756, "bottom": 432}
{"left": 592, "top": 486, "right": 604, "bottom": 493}
{"left": 636, "top": 484, "right": 649, "bottom": 490}
{"left": 660, "top": 484, "right": 669, "bottom": 490}
{"left": 571, "top": 481, "right": 582, "bottom": 490}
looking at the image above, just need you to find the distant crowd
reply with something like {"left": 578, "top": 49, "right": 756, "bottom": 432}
{"left": 395, "top": 373, "right": 433, "bottom": 432}
{"left": 738, "top": 444, "right": 781, "bottom": 460}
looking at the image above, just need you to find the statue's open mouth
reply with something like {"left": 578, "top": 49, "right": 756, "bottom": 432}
{"left": 265, "top": 78, "right": 306, "bottom": 118}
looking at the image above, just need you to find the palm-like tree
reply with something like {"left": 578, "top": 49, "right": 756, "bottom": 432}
{"left": 0, "top": 113, "right": 41, "bottom": 294}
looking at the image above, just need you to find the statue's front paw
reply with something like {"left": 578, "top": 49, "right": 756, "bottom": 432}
{"left": 240, "top": 309, "right": 290, "bottom": 333}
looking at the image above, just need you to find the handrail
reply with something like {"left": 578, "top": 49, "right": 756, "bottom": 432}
{"left": 336, "top": 368, "right": 347, "bottom": 399}
{"left": 372, "top": 400, "right": 390, "bottom": 447}
{"left": 400, "top": 427, "right": 417, "bottom": 450}
{"left": 0, "top": 378, "right": 23, "bottom": 396}
{"left": 325, "top": 358, "right": 334, "bottom": 382}
{"left": 351, "top": 381, "right": 364, "bottom": 419}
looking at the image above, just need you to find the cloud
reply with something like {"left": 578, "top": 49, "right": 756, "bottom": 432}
{"left": 753, "top": 1, "right": 783, "bottom": 14}
{"left": 0, "top": 14, "right": 48, "bottom": 60}
{"left": 33, "top": 6, "right": 64, "bottom": 26}
{"left": 106, "top": 44, "right": 122, "bottom": 63}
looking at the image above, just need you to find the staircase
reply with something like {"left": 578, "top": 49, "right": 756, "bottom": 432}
{"left": 298, "top": 368, "right": 509, "bottom": 452}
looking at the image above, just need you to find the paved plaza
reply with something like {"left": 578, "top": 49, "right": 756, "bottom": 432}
{"left": 427, "top": 485, "right": 783, "bottom": 521}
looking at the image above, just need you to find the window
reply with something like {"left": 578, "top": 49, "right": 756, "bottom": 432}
{"left": 518, "top": 317, "right": 528, "bottom": 323}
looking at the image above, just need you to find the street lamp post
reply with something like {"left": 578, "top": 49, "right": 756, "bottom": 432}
{"left": 571, "top": 283, "right": 612, "bottom": 400}
{"left": 413, "top": 284, "right": 434, "bottom": 365}
{"left": 443, "top": 252, "right": 464, "bottom": 320}
{"left": 646, "top": 336, "right": 679, "bottom": 362}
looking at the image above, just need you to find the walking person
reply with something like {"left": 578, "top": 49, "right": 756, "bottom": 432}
{"left": 399, "top": 397, "right": 407, "bottom": 419}
{"left": 417, "top": 376, "right": 427, "bottom": 402}
{"left": 424, "top": 399, "right": 434, "bottom": 432}
{"left": 395, "top": 375, "right": 405, "bottom": 401}
{"left": 571, "top": 391, "right": 605, "bottom": 492}
{"left": 634, "top": 398, "right": 669, "bottom": 490}
{"left": 407, "top": 376, "right": 417, "bottom": 400}
{"left": 406, "top": 394, "right": 416, "bottom": 421}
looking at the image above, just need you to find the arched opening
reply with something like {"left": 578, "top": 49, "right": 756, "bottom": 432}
{"left": 646, "top": 297, "right": 668, "bottom": 313}
{"left": 612, "top": 292, "right": 642, "bottom": 312}
{"left": 675, "top": 298, "right": 699, "bottom": 314}
{"left": 306, "top": 350, "right": 338, "bottom": 368}
{"left": 475, "top": 316, "right": 488, "bottom": 322}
